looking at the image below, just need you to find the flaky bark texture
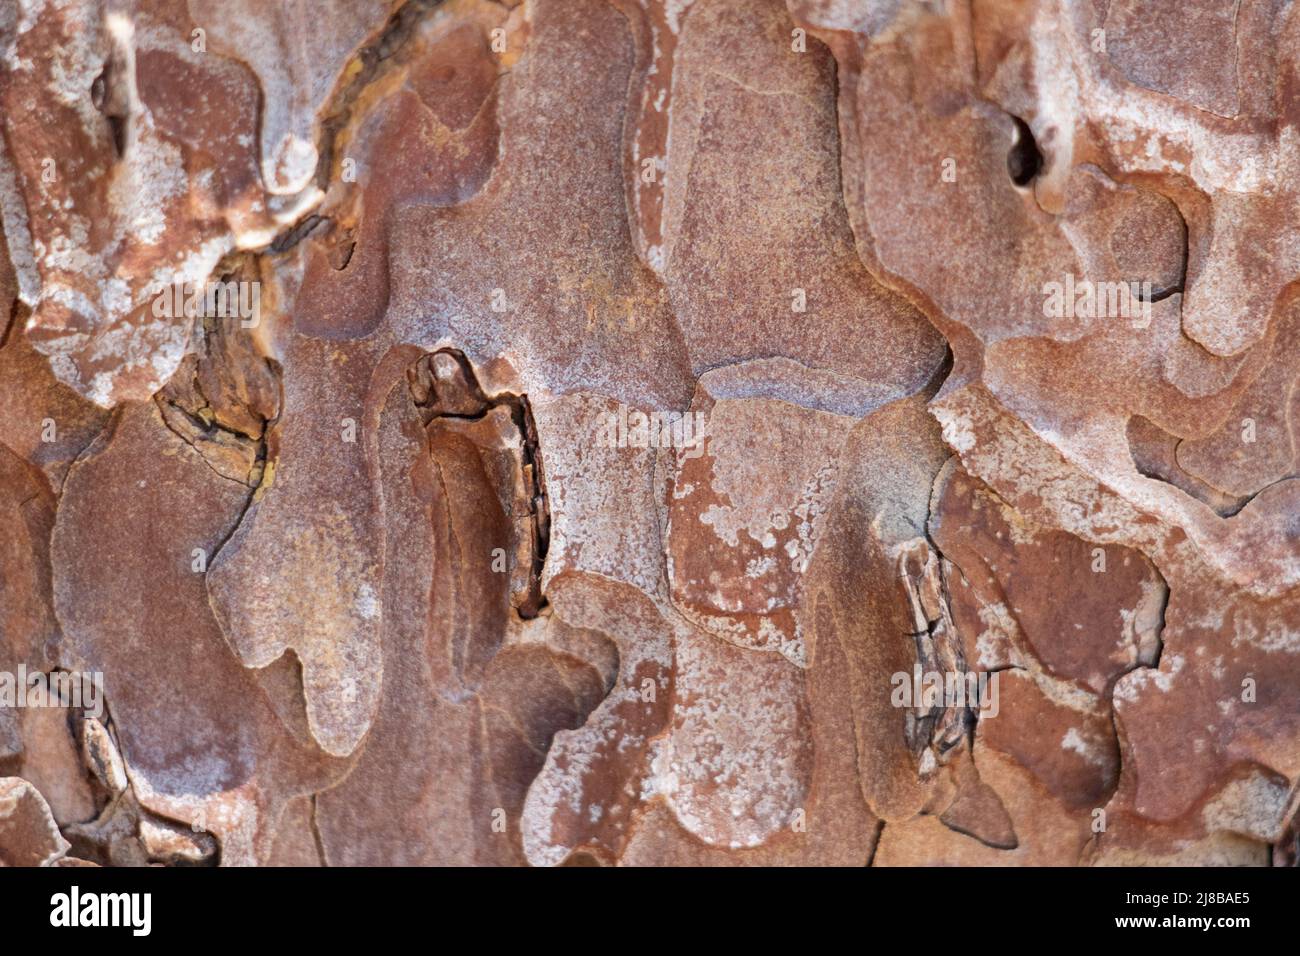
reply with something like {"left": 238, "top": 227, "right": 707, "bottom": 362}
{"left": 1, "top": 0, "right": 1298, "bottom": 866}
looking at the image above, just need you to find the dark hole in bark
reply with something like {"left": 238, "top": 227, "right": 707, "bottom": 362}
{"left": 1007, "top": 116, "right": 1043, "bottom": 186}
